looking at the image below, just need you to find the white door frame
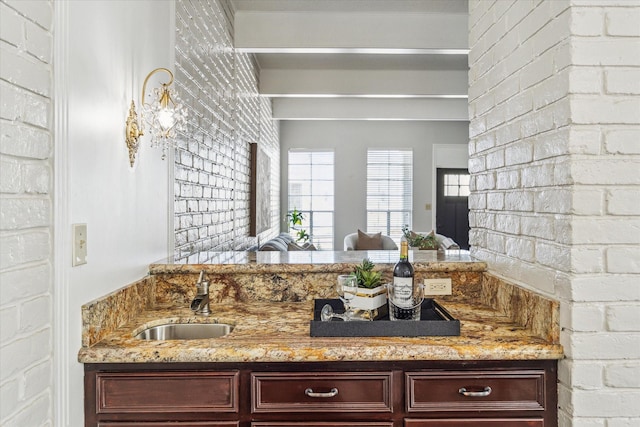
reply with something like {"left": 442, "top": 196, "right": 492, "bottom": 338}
{"left": 431, "top": 144, "right": 469, "bottom": 230}
{"left": 53, "top": 1, "right": 70, "bottom": 425}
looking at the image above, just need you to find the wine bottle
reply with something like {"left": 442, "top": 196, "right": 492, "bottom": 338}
{"left": 392, "top": 241, "right": 414, "bottom": 305}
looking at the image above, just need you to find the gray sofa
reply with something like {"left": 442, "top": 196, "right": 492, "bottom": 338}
{"left": 258, "top": 233, "right": 316, "bottom": 251}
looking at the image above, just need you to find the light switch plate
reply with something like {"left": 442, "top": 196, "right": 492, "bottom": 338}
{"left": 72, "top": 223, "right": 87, "bottom": 266}
{"left": 424, "top": 278, "right": 452, "bottom": 295}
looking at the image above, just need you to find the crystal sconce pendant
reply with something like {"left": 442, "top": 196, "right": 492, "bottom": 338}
{"left": 125, "top": 68, "right": 188, "bottom": 166}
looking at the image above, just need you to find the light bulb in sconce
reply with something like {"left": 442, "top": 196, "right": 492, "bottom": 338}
{"left": 157, "top": 108, "right": 176, "bottom": 130}
{"left": 125, "top": 68, "right": 188, "bottom": 166}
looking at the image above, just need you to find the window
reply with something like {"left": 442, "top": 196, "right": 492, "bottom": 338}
{"left": 444, "top": 172, "right": 470, "bottom": 197}
{"left": 366, "top": 149, "right": 413, "bottom": 243}
{"left": 288, "top": 150, "right": 334, "bottom": 250}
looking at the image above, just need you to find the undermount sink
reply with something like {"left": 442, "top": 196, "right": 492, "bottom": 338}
{"left": 134, "top": 323, "right": 233, "bottom": 340}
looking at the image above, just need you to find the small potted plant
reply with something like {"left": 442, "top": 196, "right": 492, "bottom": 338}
{"left": 402, "top": 224, "right": 439, "bottom": 250}
{"left": 286, "top": 208, "right": 310, "bottom": 243}
{"left": 349, "top": 258, "right": 387, "bottom": 312}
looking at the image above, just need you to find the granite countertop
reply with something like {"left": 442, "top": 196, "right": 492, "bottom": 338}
{"left": 77, "top": 299, "right": 563, "bottom": 364}
{"left": 148, "top": 249, "right": 484, "bottom": 274}
{"left": 78, "top": 250, "right": 562, "bottom": 364}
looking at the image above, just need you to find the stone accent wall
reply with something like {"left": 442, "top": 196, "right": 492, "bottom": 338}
{"left": 174, "top": 0, "right": 280, "bottom": 256}
{"left": 0, "top": 1, "right": 53, "bottom": 425}
{"left": 469, "top": 0, "right": 640, "bottom": 425}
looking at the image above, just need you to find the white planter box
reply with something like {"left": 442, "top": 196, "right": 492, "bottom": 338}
{"left": 351, "top": 285, "right": 388, "bottom": 311}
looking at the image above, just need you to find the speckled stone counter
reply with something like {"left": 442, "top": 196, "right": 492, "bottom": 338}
{"left": 148, "top": 249, "right": 482, "bottom": 274}
{"left": 78, "top": 250, "right": 563, "bottom": 364}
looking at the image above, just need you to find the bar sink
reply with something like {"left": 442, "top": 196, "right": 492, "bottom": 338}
{"left": 134, "top": 323, "right": 233, "bottom": 340}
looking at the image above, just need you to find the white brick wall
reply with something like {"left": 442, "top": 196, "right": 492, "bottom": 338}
{"left": 173, "top": 0, "right": 279, "bottom": 255}
{"left": 0, "top": 1, "right": 53, "bottom": 426}
{"left": 469, "top": 0, "right": 640, "bottom": 425}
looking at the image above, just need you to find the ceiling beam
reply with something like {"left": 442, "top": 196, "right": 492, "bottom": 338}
{"left": 272, "top": 98, "right": 469, "bottom": 121}
{"left": 235, "top": 11, "right": 468, "bottom": 52}
{"left": 260, "top": 69, "right": 468, "bottom": 97}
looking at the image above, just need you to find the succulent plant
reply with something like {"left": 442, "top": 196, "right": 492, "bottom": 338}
{"left": 353, "top": 258, "right": 382, "bottom": 289}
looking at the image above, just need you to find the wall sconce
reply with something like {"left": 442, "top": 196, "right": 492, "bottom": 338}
{"left": 125, "top": 68, "right": 187, "bottom": 166}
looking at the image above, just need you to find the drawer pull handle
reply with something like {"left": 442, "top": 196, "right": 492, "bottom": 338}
{"left": 304, "top": 387, "right": 339, "bottom": 398}
{"left": 458, "top": 386, "right": 492, "bottom": 397}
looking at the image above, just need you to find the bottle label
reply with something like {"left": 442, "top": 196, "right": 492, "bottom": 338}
{"left": 392, "top": 277, "right": 413, "bottom": 306}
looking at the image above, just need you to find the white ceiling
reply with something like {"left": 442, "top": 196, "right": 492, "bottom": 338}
{"left": 230, "top": 0, "right": 469, "bottom": 121}
{"left": 231, "top": 0, "right": 468, "bottom": 13}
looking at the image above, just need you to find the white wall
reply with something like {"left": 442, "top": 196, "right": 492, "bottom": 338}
{"left": 280, "top": 120, "right": 469, "bottom": 249}
{"left": 468, "top": 0, "right": 640, "bottom": 425}
{"left": 56, "top": 1, "right": 174, "bottom": 425}
{"left": 0, "top": 1, "right": 54, "bottom": 425}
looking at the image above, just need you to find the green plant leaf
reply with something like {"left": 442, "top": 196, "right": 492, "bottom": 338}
{"left": 353, "top": 258, "right": 381, "bottom": 288}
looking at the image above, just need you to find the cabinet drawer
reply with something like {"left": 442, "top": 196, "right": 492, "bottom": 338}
{"left": 96, "top": 371, "right": 239, "bottom": 414}
{"left": 252, "top": 423, "right": 393, "bottom": 427}
{"left": 406, "top": 370, "right": 546, "bottom": 412}
{"left": 251, "top": 372, "right": 393, "bottom": 413}
{"left": 99, "top": 423, "right": 239, "bottom": 427}
{"left": 405, "top": 419, "right": 544, "bottom": 427}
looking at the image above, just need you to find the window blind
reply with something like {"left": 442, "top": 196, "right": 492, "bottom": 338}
{"left": 366, "top": 150, "right": 413, "bottom": 242}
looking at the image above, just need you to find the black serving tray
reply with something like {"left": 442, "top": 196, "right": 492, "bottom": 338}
{"left": 310, "top": 298, "right": 461, "bottom": 337}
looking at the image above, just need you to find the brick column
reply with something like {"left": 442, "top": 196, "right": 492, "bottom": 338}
{"left": 0, "top": 1, "right": 54, "bottom": 425}
{"left": 469, "top": 0, "right": 640, "bottom": 425}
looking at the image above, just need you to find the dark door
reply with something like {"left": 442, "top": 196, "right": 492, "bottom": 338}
{"left": 436, "top": 168, "right": 470, "bottom": 250}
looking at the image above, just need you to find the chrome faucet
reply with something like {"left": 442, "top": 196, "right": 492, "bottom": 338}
{"left": 190, "top": 271, "right": 211, "bottom": 316}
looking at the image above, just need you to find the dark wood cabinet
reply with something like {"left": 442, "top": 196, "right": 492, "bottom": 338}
{"left": 85, "top": 360, "right": 557, "bottom": 427}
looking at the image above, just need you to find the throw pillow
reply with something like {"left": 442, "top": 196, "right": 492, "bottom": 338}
{"left": 356, "top": 229, "right": 383, "bottom": 250}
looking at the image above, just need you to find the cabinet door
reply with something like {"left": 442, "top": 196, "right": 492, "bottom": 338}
{"left": 405, "top": 419, "right": 544, "bottom": 427}
{"left": 251, "top": 372, "right": 393, "bottom": 413}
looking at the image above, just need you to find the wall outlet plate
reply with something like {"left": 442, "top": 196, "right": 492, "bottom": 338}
{"left": 72, "top": 223, "right": 87, "bottom": 266}
{"left": 424, "top": 278, "right": 452, "bottom": 295}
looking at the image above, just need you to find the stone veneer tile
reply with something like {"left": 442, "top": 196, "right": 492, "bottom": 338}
{"left": 481, "top": 272, "right": 559, "bottom": 343}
